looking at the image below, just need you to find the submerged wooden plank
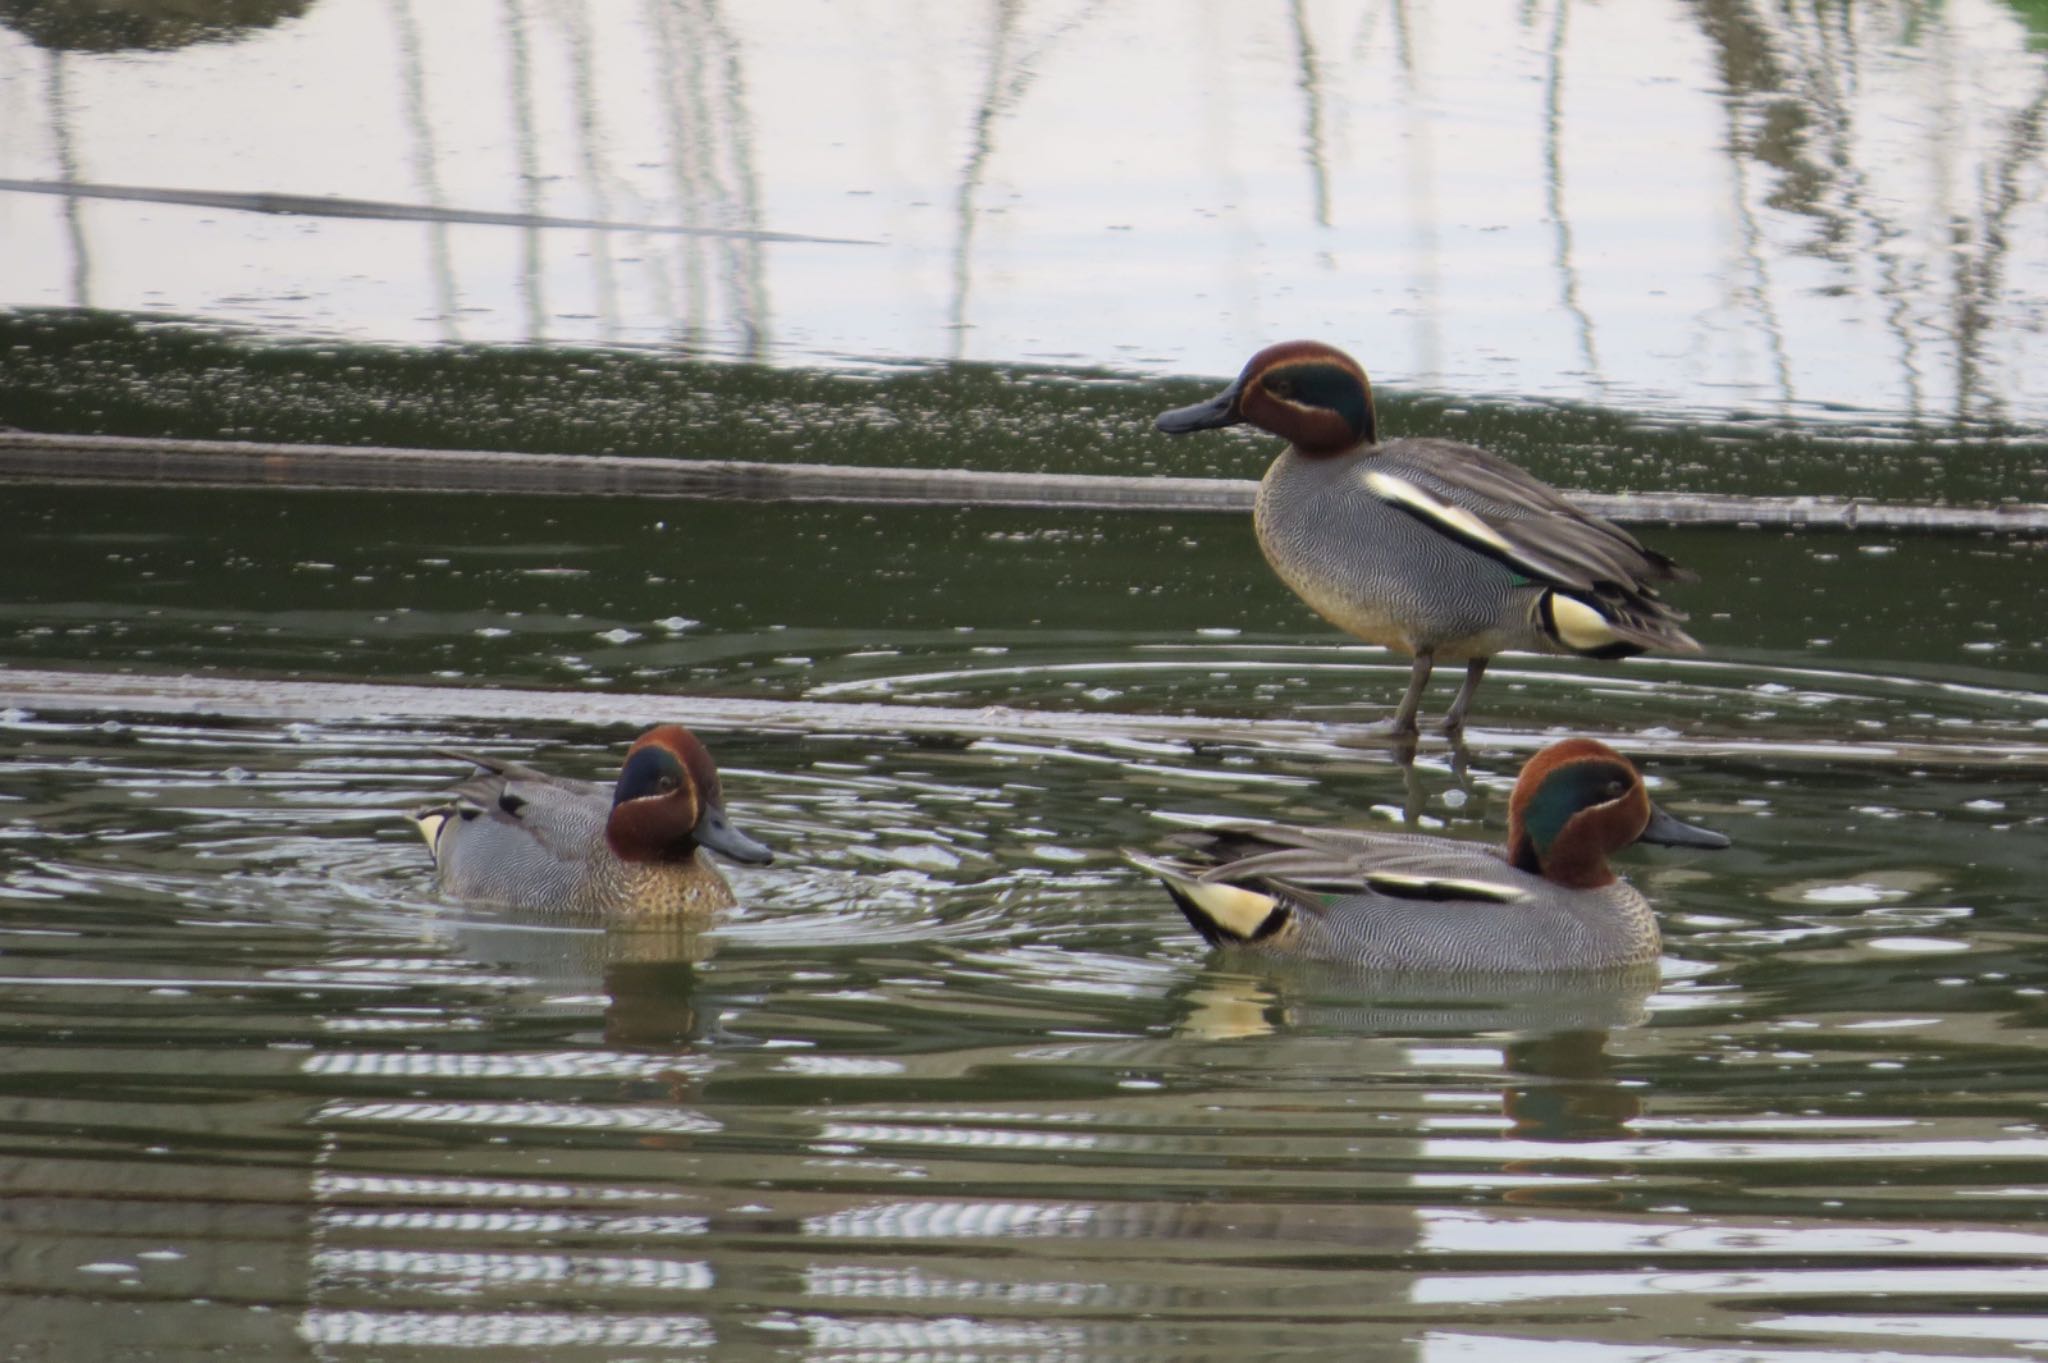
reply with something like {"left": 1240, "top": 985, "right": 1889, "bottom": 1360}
{"left": 0, "top": 431, "right": 1247, "bottom": 513}
{"left": 1, "top": 667, "right": 2041, "bottom": 768}
{"left": 4, "top": 430, "right": 2046, "bottom": 530}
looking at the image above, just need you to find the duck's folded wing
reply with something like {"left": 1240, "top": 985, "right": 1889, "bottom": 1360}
{"left": 1367, "top": 440, "right": 1696, "bottom": 592}
{"left": 419, "top": 752, "right": 610, "bottom": 862}
{"left": 1128, "top": 831, "right": 1532, "bottom": 956}
{"left": 1166, "top": 823, "right": 1528, "bottom": 902}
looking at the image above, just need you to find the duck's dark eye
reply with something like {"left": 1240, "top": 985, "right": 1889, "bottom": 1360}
{"left": 1605, "top": 780, "right": 1627, "bottom": 799}
{"left": 657, "top": 775, "right": 680, "bottom": 794}
{"left": 1265, "top": 375, "right": 1294, "bottom": 398}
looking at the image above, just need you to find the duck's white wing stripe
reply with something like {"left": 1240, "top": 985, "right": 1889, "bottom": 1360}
{"left": 1360, "top": 869, "right": 1527, "bottom": 903}
{"left": 1363, "top": 469, "right": 1586, "bottom": 589}
{"left": 1363, "top": 470, "right": 1512, "bottom": 549}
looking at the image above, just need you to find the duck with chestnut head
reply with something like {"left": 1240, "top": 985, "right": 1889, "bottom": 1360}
{"left": 1127, "top": 738, "right": 1728, "bottom": 972}
{"left": 1156, "top": 341, "right": 1701, "bottom": 736}
{"left": 409, "top": 724, "right": 774, "bottom": 917}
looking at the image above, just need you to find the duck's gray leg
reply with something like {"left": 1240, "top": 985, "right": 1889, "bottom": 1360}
{"left": 1389, "top": 651, "right": 1435, "bottom": 735}
{"left": 1442, "top": 657, "right": 1489, "bottom": 732}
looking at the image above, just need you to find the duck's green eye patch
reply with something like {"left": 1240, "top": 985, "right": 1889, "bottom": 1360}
{"left": 615, "top": 746, "right": 686, "bottom": 805}
{"left": 1523, "top": 759, "right": 1638, "bottom": 851}
{"left": 1271, "top": 362, "right": 1370, "bottom": 436}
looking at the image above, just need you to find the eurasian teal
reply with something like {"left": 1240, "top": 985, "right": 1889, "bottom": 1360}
{"left": 409, "top": 725, "right": 773, "bottom": 916}
{"left": 1156, "top": 341, "right": 1700, "bottom": 734}
{"left": 1127, "top": 738, "right": 1728, "bottom": 971}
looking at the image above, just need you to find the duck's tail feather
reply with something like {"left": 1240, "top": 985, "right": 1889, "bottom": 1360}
{"left": 406, "top": 802, "right": 459, "bottom": 863}
{"left": 1124, "top": 849, "right": 1292, "bottom": 947}
{"left": 1538, "top": 587, "right": 1701, "bottom": 659}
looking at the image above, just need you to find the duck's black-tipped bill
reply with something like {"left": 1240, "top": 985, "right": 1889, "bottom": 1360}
{"left": 694, "top": 805, "right": 775, "bottom": 866}
{"left": 1155, "top": 381, "right": 1243, "bottom": 434}
{"left": 1638, "top": 803, "right": 1731, "bottom": 850}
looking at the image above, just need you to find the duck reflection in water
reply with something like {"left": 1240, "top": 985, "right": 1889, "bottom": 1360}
{"left": 1176, "top": 960, "right": 1653, "bottom": 1202}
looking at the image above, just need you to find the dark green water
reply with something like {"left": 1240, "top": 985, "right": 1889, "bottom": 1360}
{"left": 2, "top": 463, "right": 2046, "bottom": 1360}
{"left": 5, "top": 0, "right": 2048, "bottom": 1354}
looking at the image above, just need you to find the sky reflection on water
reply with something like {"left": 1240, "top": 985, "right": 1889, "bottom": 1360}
{"left": 2, "top": 0, "right": 2046, "bottom": 423}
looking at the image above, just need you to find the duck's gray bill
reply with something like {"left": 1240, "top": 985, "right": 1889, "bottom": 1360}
{"left": 1155, "top": 383, "right": 1243, "bottom": 434}
{"left": 695, "top": 805, "right": 776, "bottom": 865}
{"left": 1639, "top": 803, "right": 1731, "bottom": 850}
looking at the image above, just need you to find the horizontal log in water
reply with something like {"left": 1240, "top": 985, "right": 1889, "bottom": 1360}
{"left": 3, "top": 430, "right": 2044, "bottom": 532}
{"left": 0, "top": 667, "right": 2041, "bottom": 769}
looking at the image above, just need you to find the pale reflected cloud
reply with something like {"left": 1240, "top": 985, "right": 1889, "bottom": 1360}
{"left": 317, "top": 1015, "right": 484, "bottom": 1034}
{"left": 320, "top": 1209, "right": 709, "bottom": 1237}
{"left": 1415, "top": 1206, "right": 2048, "bottom": 1260}
{"left": 802, "top": 1199, "right": 1097, "bottom": 1239}
{"left": 299, "top": 1309, "right": 714, "bottom": 1348}
{"left": 795, "top": 1314, "right": 1087, "bottom": 1353}
{"left": 803, "top": 1261, "right": 1104, "bottom": 1307}
{"left": 317, "top": 1099, "right": 721, "bottom": 1134}
{"left": 1421, "top": 1133, "right": 2048, "bottom": 1164}
{"left": 1418, "top": 1332, "right": 1996, "bottom": 1362}
{"left": 816, "top": 1120, "right": 1101, "bottom": 1151}
{"left": 774, "top": 1055, "right": 907, "bottom": 1076}
{"left": 303, "top": 1048, "right": 713, "bottom": 1080}
{"left": 1412, "top": 1264, "right": 2048, "bottom": 1306}
{"left": 316, "top": 1247, "right": 712, "bottom": 1291}
{"left": 2, "top": 0, "right": 2044, "bottom": 418}
{"left": 313, "top": 1172, "right": 676, "bottom": 1202}
{"left": 1759, "top": 1314, "right": 2048, "bottom": 1344}
{"left": 269, "top": 958, "right": 517, "bottom": 989}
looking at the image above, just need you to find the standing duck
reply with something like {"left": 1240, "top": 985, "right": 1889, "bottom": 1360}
{"left": 1156, "top": 341, "right": 1700, "bottom": 735}
{"left": 1127, "top": 738, "right": 1728, "bottom": 971}
{"left": 409, "top": 724, "right": 774, "bottom": 916}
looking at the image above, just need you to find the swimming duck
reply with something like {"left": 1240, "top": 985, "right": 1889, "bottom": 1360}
{"left": 1156, "top": 341, "right": 1700, "bottom": 735}
{"left": 408, "top": 725, "right": 774, "bottom": 916}
{"left": 1127, "top": 738, "right": 1728, "bottom": 971}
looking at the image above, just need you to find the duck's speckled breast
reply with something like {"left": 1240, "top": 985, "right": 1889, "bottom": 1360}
{"left": 437, "top": 797, "right": 738, "bottom": 918}
{"left": 576, "top": 854, "right": 739, "bottom": 918}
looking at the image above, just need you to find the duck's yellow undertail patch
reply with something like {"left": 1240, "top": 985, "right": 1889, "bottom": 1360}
{"left": 1176, "top": 879, "right": 1282, "bottom": 940}
{"left": 409, "top": 809, "right": 453, "bottom": 856}
{"left": 1542, "top": 590, "right": 1625, "bottom": 652}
